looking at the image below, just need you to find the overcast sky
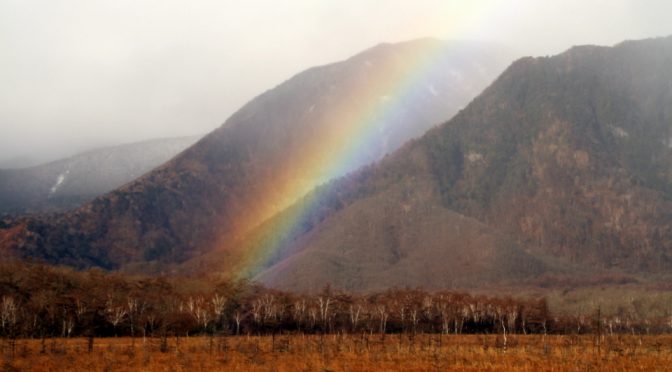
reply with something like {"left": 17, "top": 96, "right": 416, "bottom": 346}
{"left": 1, "top": 0, "right": 671, "bottom": 165}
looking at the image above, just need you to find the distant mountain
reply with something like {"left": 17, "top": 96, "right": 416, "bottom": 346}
{"left": 0, "top": 136, "right": 201, "bottom": 215}
{"left": 0, "top": 155, "right": 43, "bottom": 169}
{"left": 211, "top": 36, "right": 672, "bottom": 292}
{"left": 0, "top": 39, "right": 515, "bottom": 269}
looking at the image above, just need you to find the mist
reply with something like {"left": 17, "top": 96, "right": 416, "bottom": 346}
{"left": 1, "top": 0, "right": 671, "bottom": 166}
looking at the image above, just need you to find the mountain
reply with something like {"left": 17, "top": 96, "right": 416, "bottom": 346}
{"left": 0, "top": 136, "right": 201, "bottom": 215}
{"left": 0, "top": 155, "right": 43, "bottom": 169}
{"left": 216, "top": 36, "right": 672, "bottom": 292}
{"left": 0, "top": 39, "right": 515, "bottom": 270}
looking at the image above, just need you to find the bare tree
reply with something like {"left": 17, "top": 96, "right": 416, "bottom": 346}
{"left": 233, "top": 310, "right": 243, "bottom": 335}
{"left": 317, "top": 296, "right": 331, "bottom": 332}
{"left": 211, "top": 294, "right": 227, "bottom": 333}
{"left": 421, "top": 296, "right": 434, "bottom": 332}
{"left": 507, "top": 304, "right": 518, "bottom": 335}
{"left": 437, "top": 301, "right": 451, "bottom": 335}
{"left": 293, "top": 299, "right": 306, "bottom": 332}
{"left": 0, "top": 296, "right": 18, "bottom": 337}
{"left": 308, "top": 303, "right": 318, "bottom": 331}
{"left": 376, "top": 305, "right": 388, "bottom": 336}
{"left": 261, "top": 294, "right": 278, "bottom": 325}
{"left": 184, "top": 296, "right": 212, "bottom": 334}
{"left": 251, "top": 298, "right": 263, "bottom": 331}
{"left": 105, "top": 296, "right": 127, "bottom": 337}
{"left": 60, "top": 307, "right": 74, "bottom": 338}
{"left": 349, "top": 304, "right": 362, "bottom": 333}
{"left": 126, "top": 298, "right": 140, "bottom": 343}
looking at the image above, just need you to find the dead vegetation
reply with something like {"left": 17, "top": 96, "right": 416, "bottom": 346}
{"left": 1, "top": 334, "right": 671, "bottom": 371}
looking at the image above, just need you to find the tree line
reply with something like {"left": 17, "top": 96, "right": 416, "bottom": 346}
{"left": 0, "top": 262, "right": 669, "bottom": 342}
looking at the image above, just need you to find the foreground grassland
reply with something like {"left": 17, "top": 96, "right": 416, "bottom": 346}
{"left": 1, "top": 334, "right": 671, "bottom": 371}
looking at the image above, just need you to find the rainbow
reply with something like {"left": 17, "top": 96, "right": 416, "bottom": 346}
{"left": 216, "top": 38, "right": 485, "bottom": 281}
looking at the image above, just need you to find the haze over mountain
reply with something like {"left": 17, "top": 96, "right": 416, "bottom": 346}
{"left": 4, "top": 1, "right": 671, "bottom": 166}
{"left": 0, "top": 39, "right": 515, "bottom": 270}
{"left": 0, "top": 156, "right": 47, "bottom": 170}
{"left": 0, "top": 136, "right": 201, "bottom": 216}
{"left": 212, "top": 36, "right": 672, "bottom": 292}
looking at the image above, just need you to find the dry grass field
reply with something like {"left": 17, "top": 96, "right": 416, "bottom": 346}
{"left": 1, "top": 334, "right": 671, "bottom": 371}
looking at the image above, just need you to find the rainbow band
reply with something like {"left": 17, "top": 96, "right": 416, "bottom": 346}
{"left": 223, "top": 40, "right": 468, "bottom": 280}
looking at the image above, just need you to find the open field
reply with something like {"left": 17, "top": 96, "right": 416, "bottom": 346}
{"left": 1, "top": 334, "right": 671, "bottom": 371}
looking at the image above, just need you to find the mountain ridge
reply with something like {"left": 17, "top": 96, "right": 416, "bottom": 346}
{"left": 0, "top": 38, "right": 515, "bottom": 271}
{"left": 229, "top": 36, "right": 672, "bottom": 291}
{"left": 0, "top": 135, "right": 202, "bottom": 216}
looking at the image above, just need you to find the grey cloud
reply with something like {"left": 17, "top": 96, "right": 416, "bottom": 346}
{"left": 1, "top": 0, "right": 671, "bottom": 165}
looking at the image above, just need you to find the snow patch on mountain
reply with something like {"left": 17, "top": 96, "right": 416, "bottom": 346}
{"left": 467, "top": 152, "right": 483, "bottom": 162}
{"left": 609, "top": 125, "right": 630, "bottom": 138}
{"left": 49, "top": 170, "right": 69, "bottom": 195}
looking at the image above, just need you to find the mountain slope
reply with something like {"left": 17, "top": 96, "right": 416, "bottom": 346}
{"left": 0, "top": 39, "right": 515, "bottom": 269}
{"left": 239, "top": 36, "right": 672, "bottom": 291}
{"left": 0, "top": 136, "right": 201, "bottom": 215}
{"left": 253, "top": 170, "right": 549, "bottom": 292}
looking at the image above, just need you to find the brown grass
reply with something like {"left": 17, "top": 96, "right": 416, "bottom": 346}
{"left": 1, "top": 334, "right": 671, "bottom": 371}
